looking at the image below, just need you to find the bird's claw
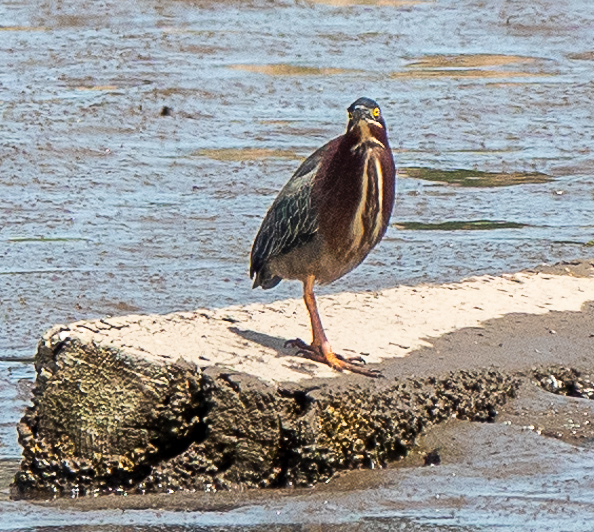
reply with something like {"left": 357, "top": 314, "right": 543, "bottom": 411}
{"left": 333, "top": 361, "right": 382, "bottom": 378}
{"left": 286, "top": 339, "right": 381, "bottom": 378}
{"left": 284, "top": 338, "right": 314, "bottom": 351}
{"left": 295, "top": 349, "right": 325, "bottom": 362}
{"left": 336, "top": 354, "right": 367, "bottom": 365}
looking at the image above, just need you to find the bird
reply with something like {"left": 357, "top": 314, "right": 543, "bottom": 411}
{"left": 250, "top": 97, "right": 396, "bottom": 377}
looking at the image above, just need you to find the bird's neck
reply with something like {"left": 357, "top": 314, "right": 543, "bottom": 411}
{"left": 348, "top": 121, "right": 389, "bottom": 153}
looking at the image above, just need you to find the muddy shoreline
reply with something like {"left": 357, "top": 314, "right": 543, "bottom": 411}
{"left": 11, "top": 260, "right": 594, "bottom": 504}
{"left": 2, "top": 262, "right": 593, "bottom": 531}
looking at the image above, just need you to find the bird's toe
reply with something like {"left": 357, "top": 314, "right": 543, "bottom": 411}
{"left": 336, "top": 354, "right": 367, "bottom": 365}
{"left": 327, "top": 350, "right": 381, "bottom": 378}
{"left": 284, "top": 338, "right": 314, "bottom": 351}
{"left": 338, "top": 359, "right": 382, "bottom": 378}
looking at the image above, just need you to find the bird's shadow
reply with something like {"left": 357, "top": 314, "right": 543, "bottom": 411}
{"left": 229, "top": 326, "right": 294, "bottom": 357}
{"left": 229, "top": 327, "right": 324, "bottom": 377}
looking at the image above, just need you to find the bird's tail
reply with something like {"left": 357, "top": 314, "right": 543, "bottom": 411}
{"left": 251, "top": 265, "right": 282, "bottom": 290}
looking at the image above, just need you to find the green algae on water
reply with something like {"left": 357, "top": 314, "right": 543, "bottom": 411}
{"left": 401, "top": 167, "right": 552, "bottom": 187}
{"left": 394, "top": 220, "right": 527, "bottom": 231}
{"left": 195, "top": 148, "right": 299, "bottom": 161}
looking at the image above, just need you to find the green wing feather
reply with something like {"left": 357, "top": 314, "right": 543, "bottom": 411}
{"left": 250, "top": 143, "right": 329, "bottom": 288}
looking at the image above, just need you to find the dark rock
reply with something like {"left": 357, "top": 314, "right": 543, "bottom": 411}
{"left": 13, "top": 331, "right": 519, "bottom": 498}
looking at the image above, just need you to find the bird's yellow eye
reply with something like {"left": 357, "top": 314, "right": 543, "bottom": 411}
{"left": 372, "top": 107, "right": 380, "bottom": 118}
{"left": 348, "top": 111, "right": 353, "bottom": 120}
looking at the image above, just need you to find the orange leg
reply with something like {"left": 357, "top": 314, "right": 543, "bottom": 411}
{"left": 288, "top": 275, "right": 381, "bottom": 378}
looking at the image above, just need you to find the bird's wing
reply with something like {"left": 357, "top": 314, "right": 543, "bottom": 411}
{"left": 250, "top": 141, "right": 334, "bottom": 281}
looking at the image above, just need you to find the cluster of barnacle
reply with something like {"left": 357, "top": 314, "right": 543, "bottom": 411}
{"left": 313, "top": 385, "right": 418, "bottom": 470}
{"left": 145, "top": 368, "right": 516, "bottom": 493}
{"left": 15, "top": 355, "right": 519, "bottom": 498}
{"left": 533, "top": 366, "right": 594, "bottom": 400}
{"left": 145, "top": 365, "right": 209, "bottom": 453}
{"left": 15, "top": 349, "right": 210, "bottom": 498}
{"left": 431, "top": 370, "right": 517, "bottom": 422}
{"left": 14, "top": 429, "right": 147, "bottom": 498}
{"left": 137, "top": 374, "right": 288, "bottom": 493}
{"left": 137, "top": 445, "right": 230, "bottom": 494}
{"left": 279, "top": 369, "right": 518, "bottom": 488}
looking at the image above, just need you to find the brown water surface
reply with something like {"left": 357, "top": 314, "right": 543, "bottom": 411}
{"left": 1, "top": 0, "right": 594, "bottom": 528}
{"left": 1, "top": 0, "right": 594, "bottom": 363}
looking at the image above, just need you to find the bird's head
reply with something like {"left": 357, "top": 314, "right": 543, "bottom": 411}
{"left": 346, "top": 97, "right": 386, "bottom": 133}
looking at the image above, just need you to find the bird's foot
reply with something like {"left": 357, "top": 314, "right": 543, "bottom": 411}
{"left": 327, "top": 354, "right": 382, "bottom": 378}
{"left": 284, "top": 338, "right": 315, "bottom": 352}
{"left": 284, "top": 338, "right": 328, "bottom": 363}
{"left": 285, "top": 339, "right": 382, "bottom": 378}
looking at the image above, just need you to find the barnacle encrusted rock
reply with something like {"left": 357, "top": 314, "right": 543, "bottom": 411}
{"left": 14, "top": 324, "right": 517, "bottom": 498}
{"left": 15, "top": 332, "right": 210, "bottom": 497}
{"left": 533, "top": 367, "right": 594, "bottom": 400}
{"left": 12, "top": 266, "right": 594, "bottom": 498}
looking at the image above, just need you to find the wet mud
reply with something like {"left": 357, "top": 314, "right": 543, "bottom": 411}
{"left": 2, "top": 296, "right": 594, "bottom": 531}
{"left": 394, "top": 220, "right": 527, "bottom": 231}
{"left": 400, "top": 167, "right": 552, "bottom": 187}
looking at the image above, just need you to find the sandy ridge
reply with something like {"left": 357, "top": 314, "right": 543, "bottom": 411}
{"left": 45, "top": 265, "right": 594, "bottom": 384}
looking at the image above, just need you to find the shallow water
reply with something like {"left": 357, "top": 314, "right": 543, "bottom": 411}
{"left": 2, "top": 0, "right": 594, "bottom": 361}
{"left": 1, "top": 0, "right": 594, "bottom": 528}
{"left": 3, "top": 423, "right": 594, "bottom": 531}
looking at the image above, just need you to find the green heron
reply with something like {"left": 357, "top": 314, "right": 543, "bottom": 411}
{"left": 250, "top": 97, "right": 396, "bottom": 377}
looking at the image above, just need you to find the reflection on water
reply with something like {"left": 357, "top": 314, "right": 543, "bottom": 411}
{"left": 391, "top": 69, "right": 550, "bottom": 79}
{"left": 228, "top": 64, "right": 352, "bottom": 76}
{"left": 196, "top": 148, "right": 300, "bottom": 162}
{"left": 311, "top": 0, "right": 431, "bottom": 6}
{"left": 401, "top": 167, "right": 552, "bottom": 187}
{"left": 393, "top": 220, "right": 527, "bottom": 231}
{"left": 568, "top": 51, "right": 594, "bottom": 61}
{"left": 407, "top": 54, "right": 539, "bottom": 69}
{"left": 396, "top": 53, "right": 556, "bottom": 78}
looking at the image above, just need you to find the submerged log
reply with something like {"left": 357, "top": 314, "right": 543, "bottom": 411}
{"left": 13, "top": 264, "right": 594, "bottom": 498}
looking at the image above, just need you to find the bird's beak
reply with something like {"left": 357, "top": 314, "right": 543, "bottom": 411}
{"left": 351, "top": 107, "right": 372, "bottom": 123}
{"left": 349, "top": 107, "right": 382, "bottom": 130}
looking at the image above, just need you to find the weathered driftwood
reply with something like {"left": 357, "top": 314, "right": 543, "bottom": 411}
{"left": 13, "top": 267, "right": 594, "bottom": 498}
